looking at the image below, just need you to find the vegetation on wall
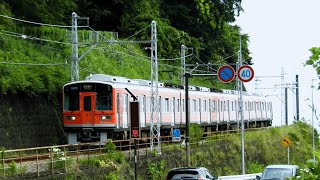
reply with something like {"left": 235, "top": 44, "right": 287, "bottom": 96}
{"left": 0, "top": 0, "right": 251, "bottom": 96}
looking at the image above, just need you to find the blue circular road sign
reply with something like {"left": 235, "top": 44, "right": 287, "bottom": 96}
{"left": 217, "top": 65, "right": 235, "bottom": 83}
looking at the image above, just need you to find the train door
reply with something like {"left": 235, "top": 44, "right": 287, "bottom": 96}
{"left": 79, "top": 92, "right": 96, "bottom": 124}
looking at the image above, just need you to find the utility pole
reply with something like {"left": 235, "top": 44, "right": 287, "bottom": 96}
{"left": 71, "top": 12, "right": 79, "bottom": 82}
{"left": 238, "top": 36, "right": 245, "bottom": 175}
{"left": 185, "top": 72, "right": 190, "bottom": 167}
{"left": 181, "top": 45, "right": 186, "bottom": 85}
{"left": 281, "top": 67, "right": 285, "bottom": 125}
{"left": 150, "top": 21, "right": 161, "bottom": 154}
{"left": 285, "top": 87, "right": 288, "bottom": 125}
{"left": 296, "top": 75, "right": 299, "bottom": 120}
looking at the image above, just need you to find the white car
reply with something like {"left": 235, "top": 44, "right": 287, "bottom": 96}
{"left": 165, "top": 167, "right": 218, "bottom": 180}
{"left": 256, "top": 165, "right": 300, "bottom": 180}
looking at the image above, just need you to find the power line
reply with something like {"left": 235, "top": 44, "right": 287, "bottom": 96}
{"left": 123, "top": 25, "right": 151, "bottom": 40}
{"left": 0, "top": 14, "right": 88, "bottom": 28}
{"left": 0, "top": 61, "right": 67, "bottom": 66}
{"left": 0, "top": 30, "right": 71, "bottom": 45}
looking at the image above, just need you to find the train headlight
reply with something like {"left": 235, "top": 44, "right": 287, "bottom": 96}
{"left": 101, "top": 115, "right": 111, "bottom": 120}
{"left": 66, "top": 116, "right": 76, "bottom": 121}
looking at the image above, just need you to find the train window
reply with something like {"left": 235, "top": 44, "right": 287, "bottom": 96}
{"left": 96, "top": 84, "right": 112, "bottom": 110}
{"left": 193, "top": 99, "right": 197, "bottom": 112}
{"left": 235, "top": 100, "right": 238, "bottom": 111}
{"left": 217, "top": 100, "right": 220, "bottom": 112}
{"left": 165, "top": 98, "right": 169, "bottom": 112}
{"left": 123, "top": 94, "right": 128, "bottom": 113}
{"left": 177, "top": 99, "right": 180, "bottom": 112}
{"left": 117, "top": 93, "right": 120, "bottom": 113}
{"left": 182, "top": 99, "right": 185, "bottom": 112}
{"left": 245, "top": 102, "right": 248, "bottom": 111}
{"left": 173, "top": 97, "right": 175, "bottom": 113}
{"left": 84, "top": 96, "right": 91, "bottom": 111}
{"left": 231, "top": 101, "right": 234, "bottom": 111}
{"left": 211, "top": 100, "right": 216, "bottom": 112}
{"left": 64, "top": 85, "right": 80, "bottom": 111}
{"left": 227, "top": 100, "right": 229, "bottom": 111}
{"left": 204, "top": 100, "right": 207, "bottom": 112}
{"left": 143, "top": 96, "right": 146, "bottom": 112}
{"left": 159, "top": 96, "right": 162, "bottom": 112}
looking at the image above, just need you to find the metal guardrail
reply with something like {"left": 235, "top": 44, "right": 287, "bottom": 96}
{"left": 218, "top": 173, "right": 262, "bottom": 180}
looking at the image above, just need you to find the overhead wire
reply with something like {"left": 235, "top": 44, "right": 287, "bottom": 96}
{"left": 0, "top": 30, "right": 71, "bottom": 45}
{"left": 0, "top": 61, "right": 67, "bottom": 66}
{"left": 0, "top": 14, "right": 88, "bottom": 28}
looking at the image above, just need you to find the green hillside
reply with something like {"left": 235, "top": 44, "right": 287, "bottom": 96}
{"left": 2, "top": 121, "right": 317, "bottom": 179}
{"left": 0, "top": 0, "right": 251, "bottom": 96}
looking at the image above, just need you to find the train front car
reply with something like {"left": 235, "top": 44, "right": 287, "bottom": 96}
{"left": 63, "top": 81, "right": 115, "bottom": 144}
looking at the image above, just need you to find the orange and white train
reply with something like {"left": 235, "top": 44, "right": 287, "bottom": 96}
{"left": 63, "top": 74, "right": 273, "bottom": 144}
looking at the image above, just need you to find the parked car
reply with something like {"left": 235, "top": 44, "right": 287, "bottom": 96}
{"left": 165, "top": 167, "right": 218, "bottom": 180}
{"left": 256, "top": 165, "right": 300, "bottom": 180}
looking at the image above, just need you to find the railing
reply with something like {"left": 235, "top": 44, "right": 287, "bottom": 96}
{"left": 218, "top": 173, "right": 262, "bottom": 180}
{"left": 0, "top": 128, "right": 268, "bottom": 178}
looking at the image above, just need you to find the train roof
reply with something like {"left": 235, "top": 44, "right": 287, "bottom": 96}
{"left": 64, "top": 74, "right": 266, "bottom": 98}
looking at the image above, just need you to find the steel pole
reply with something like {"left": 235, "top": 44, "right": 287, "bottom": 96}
{"left": 312, "top": 80, "right": 315, "bottom": 163}
{"left": 185, "top": 73, "right": 190, "bottom": 167}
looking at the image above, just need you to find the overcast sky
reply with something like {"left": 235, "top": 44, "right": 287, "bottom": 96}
{"left": 236, "top": 0, "right": 320, "bottom": 127}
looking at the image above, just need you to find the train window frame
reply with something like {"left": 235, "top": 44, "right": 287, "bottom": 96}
{"left": 173, "top": 97, "right": 175, "bottom": 113}
{"left": 143, "top": 95, "right": 146, "bottom": 113}
{"left": 211, "top": 100, "right": 216, "bottom": 112}
{"left": 182, "top": 99, "right": 185, "bottom": 112}
{"left": 63, "top": 84, "right": 80, "bottom": 111}
{"left": 227, "top": 100, "right": 229, "bottom": 111}
{"left": 123, "top": 94, "right": 128, "bottom": 113}
{"left": 83, "top": 96, "right": 92, "bottom": 111}
{"left": 245, "top": 102, "right": 248, "bottom": 111}
{"left": 165, "top": 98, "right": 170, "bottom": 112}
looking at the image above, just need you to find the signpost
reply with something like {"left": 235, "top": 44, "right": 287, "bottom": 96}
{"left": 217, "top": 65, "right": 235, "bottom": 83}
{"left": 237, "top": 65, "right": 254, "bottom": 82}
{"left": 281, "top": 136, "right": 292, "bottom": 165}
{"left": 172, "top": 129, "right": 181, "bottom": 142}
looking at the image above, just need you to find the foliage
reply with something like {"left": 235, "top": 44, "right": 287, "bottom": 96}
{"left": 49, "top": 147, "right": 74, "bottom": 171}
{"left": 305, "top": 47, "right": 320, "bottom": 75}
{"left": 0, "top": 161, "right": 27, "bottom": 177}
{"left": 147, "top": 160, "right": 166, "bottom": 180}
{"left": 292, "top": 153, "right": 320, "bottom": 179}
{"left": 189, "top": 124, "right": 204, "bottom": 144}
{"left": 0, "top": 0, "right": 251, "bottom": 96}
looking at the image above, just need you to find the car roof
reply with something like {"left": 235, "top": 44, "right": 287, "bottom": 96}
{"left": 265, "top": 165, "right": 299, "bottom": 169}
{"left": 169, "top": 167, "right": 208, "bottom": 171}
